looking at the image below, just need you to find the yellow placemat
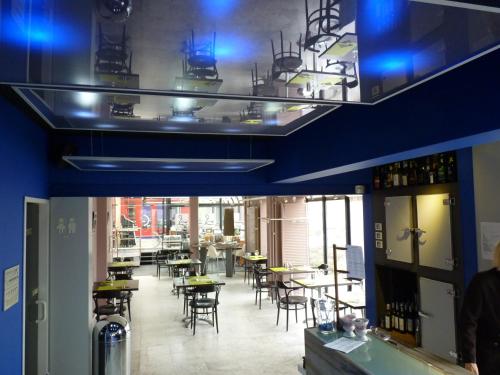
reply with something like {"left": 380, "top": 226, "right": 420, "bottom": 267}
{"left": 188, "top": 278, "right": 216, "bottom": 286}
{"left": 174, "top": 259, "right": 193, "bottom": 265}
{"left": 109, "top": 262, "right": 135, "bottom": 267}
{"left": 95, "top": 285, "right": 124, "bottom": 291}
{"left": 247, "top": 256, "right": 267, "bottom": 260}
{"left": 270, "top": 267, "right": 289, "bottom": 272}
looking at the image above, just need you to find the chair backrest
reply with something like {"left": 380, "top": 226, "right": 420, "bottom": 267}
{"left": 193, "top": 284, "right": 220, "bottom": 303}
{"left": 207, "top": 245, "right": 218, "bottom": 258}
{"left": 114, "top": 273, "right": 132, "bottom": 280}
{"left": 254, "top": 269, "right": 268, "bottom": 288}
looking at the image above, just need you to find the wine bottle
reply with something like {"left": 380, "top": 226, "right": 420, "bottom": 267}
{"left": 385, "top": 165, "right": 393, "bottom": 189}
{"left": 408, "top": 161, "right": 417, "bottom": 185}
{"left": 437, "top": 154, "right": 446, "bottom": 183}
{"left": 427, "top": 157, "right": 435, "bottom": 184}
{"left": 398, "top": 302, "right": 406, "bottom": 333}
{"left": 374, "top": 167, "right": 381, "bottom": 189}
{"left": 391, "top": 302, "right": 397, "bottom": 331}
{"left": 417, "top": 159, "right": 425, "bottom": 185}
{"left": 406, "top": 302, "right": 415, "bottom": 335}
{"left": 393, "top": 163, "right": 400, "bottom": 187}
{"left": 385, "top": 303, "right": 392, "bottom": 330}
{"left": 393, "top": 302, "right": 399, "bottom": 331}
{"left": 401, "top": 161, "right": 408, "bottom": 186}
{"left": 447, "top": 154, "right": 456, "bottom": 182}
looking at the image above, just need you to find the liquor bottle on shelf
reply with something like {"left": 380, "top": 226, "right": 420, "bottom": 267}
{"left": 398, "top": 302, "right": 406, "bottom": 334}
{"left": 408, "top": 160, "right": 417, "bottom": 185}
{"left": 401, "top": 161, "right": 409, "bottom": 186}
{"left": 374, "top": 167, "right": 381, "bottom": 189}
{"left": 447, "top": 154, "right": 456, "bottom": 182}
{"left": 437, "top": 154, "right": 447, "bottom": 183}
{"left": 428, "top": 157, "right": 436, "bottom": 184}
{"left": 406, "top": 302, "right": 415, "bottom": 335}
{"left": 391, "top": 301, "right": 397, "bottom": 331}
{"left": 385, "top": 165, "right": 394, "bottom": 189}
{"left": 393, "top": 163, "right": 401, "bottom": 187}
{"left": 384, "top": 303, "right": 392, "bottom": 330}
{"left": 393, "top": 302, "right": 399, "bottom": 331}
{"left": 417, "top": 159, "right": 426, "bottom": 185}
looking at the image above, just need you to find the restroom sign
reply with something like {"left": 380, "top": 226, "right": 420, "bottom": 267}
{"left": 4, "top": 265, "right": 20, "bottom": 311}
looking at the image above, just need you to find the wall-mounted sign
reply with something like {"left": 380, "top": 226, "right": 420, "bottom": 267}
{"left": 375, "top": 232, "right": 383, "bottom": 240}
{"left": 480, "top": 222, "right": 500, "bottom": 261}
{"left": 4, "top": 265, "right": 20, "bottom": 311}
{"left": 375, "top": 240, "right": 383, "bottom": 249}
{"left": 374, "top": 223, "right": 382, "bottom": 231}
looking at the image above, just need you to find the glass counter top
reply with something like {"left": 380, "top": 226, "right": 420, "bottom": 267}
{"left": 307, "top": 329, "right": 468, "bottom": 375}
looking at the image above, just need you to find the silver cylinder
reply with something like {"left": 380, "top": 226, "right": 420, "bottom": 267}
{"left": 93, "top": 315, "right": 131, "bottom": 375}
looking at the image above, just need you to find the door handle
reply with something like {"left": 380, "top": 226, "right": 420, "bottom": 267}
{"left": 36, "top": 300, "right": 47, "bottom": 324}
{"left": 418, "top": 310, "right": 432, "bottom": 319}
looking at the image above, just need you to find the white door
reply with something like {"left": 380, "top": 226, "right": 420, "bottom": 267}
{"left": 416, "top": 194, "right": 454, "bottom": 270}
{"left": 385, "top": 196, "right": 413, "bottom": 263}
{"left": 24, "top": 199, "right": 50, "bottom": 375}
{"left": 419, "top": 277, "right": 457, "bottom": 362}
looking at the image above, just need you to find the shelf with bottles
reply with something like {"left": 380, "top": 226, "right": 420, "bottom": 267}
{"left": 373, "top": 152, "right": 457, "bottom": 190}
{"left": 376, "top": 266, "right": 420, "bottom": 346}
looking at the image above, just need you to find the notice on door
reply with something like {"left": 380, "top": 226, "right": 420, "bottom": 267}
{"left": 3, "top": 265, "right": 20, "bottom": 311}
{"left": 480, "top": 222, "right": 500, "bottom": 261}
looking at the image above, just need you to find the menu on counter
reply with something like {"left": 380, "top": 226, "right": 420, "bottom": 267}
{"left": 324, "top": 337, "right": 366, "bottom": 354}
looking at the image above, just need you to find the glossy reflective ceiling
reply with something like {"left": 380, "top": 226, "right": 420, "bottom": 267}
{"left": 63, "top": 156, "right": 275, "bottom": 173}
{"left": 1, "top": 0, "right": 499, "bottom": 136}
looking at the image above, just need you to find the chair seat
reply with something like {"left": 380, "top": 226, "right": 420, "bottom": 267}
{"left": 191, "top": 298, "right": 217, "bottom": 308}
{"left": 259, "top": 282, "right": 275, "bottom": 289}
{"left": 280, "top": 295, "right": 308, "bottom": 305}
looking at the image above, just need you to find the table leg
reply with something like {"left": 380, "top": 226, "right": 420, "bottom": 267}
{"left": 225, "top": 249, "right": 233, "bottom": 277}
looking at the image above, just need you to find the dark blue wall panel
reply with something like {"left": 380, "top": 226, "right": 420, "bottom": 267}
{"left": 0, "top": 91, "right": 49, "bottom": 374}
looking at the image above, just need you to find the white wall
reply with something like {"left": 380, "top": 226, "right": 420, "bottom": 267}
{"left": 473, "top": 141, "right": 500, "bottom": 271}
{"left": 50, "top": 198, "right": 93, "bottom": 375}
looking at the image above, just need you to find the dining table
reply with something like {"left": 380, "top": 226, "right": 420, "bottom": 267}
{"left": 291, "top": 275, "right": 353, "bottom": 297}
{"left": 107, "top": 260, "right": 140, "bottom": 271}
{"left": 173, "top": 275, "right": 226, "bottom": 327}
{"left": 93, "top": 279, "right": 139, "bottom": 293}
{"left": 165, "top": 258, "right": 202, "bottom": 274}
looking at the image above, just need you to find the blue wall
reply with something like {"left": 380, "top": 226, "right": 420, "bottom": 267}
{"left": 0, "top": 90, "right": 49, "bottom": 374}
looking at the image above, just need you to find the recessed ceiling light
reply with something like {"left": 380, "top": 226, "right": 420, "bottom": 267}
{"left": 95, "top": 124, "right": 118, "bottom": 129}
{"left": 73, "top": 111, "right": 97, "bottom": 119}
{"left": 225, "top": 128, "right": 242, "bottom": 133}
{"left": 162, "top": 126, "right": 183, "bottom": 131}
{"left": 76, "top": 92, "right": 98, "bottom": 106}
{"left": 224, "top": 165, "right": 245, "bottom": 170}
{"left": 94, "top": 163, "right": 117, "bottom": 168}
{"left": 162, "top": 165, "right": 185, "bottom": 170}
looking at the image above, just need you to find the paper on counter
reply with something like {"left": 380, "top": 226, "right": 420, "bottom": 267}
{"left": 324, "top": 337, "right": 366, "bottom": 353}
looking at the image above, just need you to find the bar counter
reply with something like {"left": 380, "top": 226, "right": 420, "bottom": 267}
{"left": 304, "top": 328, "right": 469, "bottom": 375}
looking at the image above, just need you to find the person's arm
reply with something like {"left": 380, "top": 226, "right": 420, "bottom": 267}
{"left": 459, "top": 275, "right": 484, "bottom": 369}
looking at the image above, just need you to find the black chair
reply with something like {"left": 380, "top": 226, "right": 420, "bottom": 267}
{"left": 317, "top": 263, "right": 329, "bottom": 274}
{"left": 254, "top": 269, "right": 276, "bottom": 309}
{"left": 93, "top": 290, "right": 127, "bottom": 321}
{"left": 251, "top": 259, "right": 268, "bottom": 288}
{"left": 156, "top": 250, "right": 170, "bottom": 279}
{"left": 276, "top": 281, "right": 308, "bottom": 331}
{"left": 190, "top": 284, "right": 220, "bottom": 336}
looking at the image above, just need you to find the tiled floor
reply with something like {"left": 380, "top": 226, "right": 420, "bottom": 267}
{"left": 130, "top": 266, "right": 306, "bottom": 375}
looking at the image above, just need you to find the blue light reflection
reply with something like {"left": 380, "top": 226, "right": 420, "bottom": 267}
{"left": 362, "top": 0, "right": 407, "bottom": 36}
{"left": 4, "top": 14, "right": 77, "bottom": 50}
{"left": 363, "top": 51, "right": 413, "bottom": 75}
{"left": 201, "top": 0, "right": 239, "bottom": 18}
